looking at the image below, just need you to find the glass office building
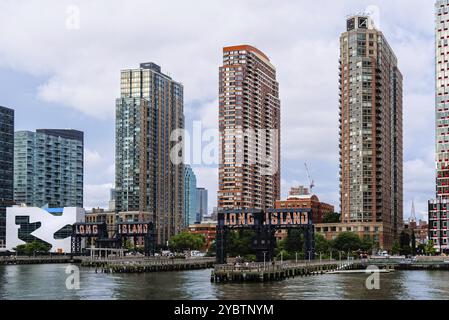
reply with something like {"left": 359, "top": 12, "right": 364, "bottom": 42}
{"left": 184, "top": 165, "right": 197, "bottom": 227}
{"left": 196, "top": 187, "right": 208, "bottom": 224}
{"left": 116, "top": 62, "right": 184, "bottom": 245}
{"left": 0, "top": 106, "right": 14, "bottom": 248}
{"left": 14, "top": 129, "right": 84, "bottom": 208}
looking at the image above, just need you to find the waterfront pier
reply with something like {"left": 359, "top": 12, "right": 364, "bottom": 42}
{"left": 80, "top": 256, "right": 215, "bottom": 273}
{"left": 0, "top": 256, "right": 80, "bottom": 265}
{"left": 211, "top": 260, "right": 362, "bottom": 283}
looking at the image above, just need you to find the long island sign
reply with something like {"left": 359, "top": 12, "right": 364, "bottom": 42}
{"left": 219, "top": 209, "right": 312, "bottom": 227}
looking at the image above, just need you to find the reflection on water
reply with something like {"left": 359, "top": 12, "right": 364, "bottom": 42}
{"left": 0, "top": 264, "right": 449, "bottom": 300}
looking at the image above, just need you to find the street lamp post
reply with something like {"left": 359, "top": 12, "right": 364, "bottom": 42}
{"left": 295, "top": 252, "right": 298, "bottom": 264}
{"left": 281, "top": 251, "right": 283, "bottom": 264}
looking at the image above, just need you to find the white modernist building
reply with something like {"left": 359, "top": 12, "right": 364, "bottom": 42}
{"left": 6, "top": 206, "right": 85, "bottom": 253}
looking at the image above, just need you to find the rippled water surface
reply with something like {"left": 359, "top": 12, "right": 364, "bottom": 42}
{"left": 1, "top": 264, "right": 449, "bottom": 300}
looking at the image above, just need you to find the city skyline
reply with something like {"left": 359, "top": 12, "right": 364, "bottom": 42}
{"left": 0, "top": 1, "right": 435, "bottom": 220}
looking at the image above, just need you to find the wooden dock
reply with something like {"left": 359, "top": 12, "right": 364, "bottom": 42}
{"left": 211, "top": 260, "right": 362, "bottom": 283}
{"left": 0, "top": 256, "right": 79, "bottom": 265}
{"left": 80, "top": 257, "right": 215, "bottom": 273}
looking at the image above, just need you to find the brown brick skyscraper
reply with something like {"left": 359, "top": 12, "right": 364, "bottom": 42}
{"left": 339, "top": 16, "right": 403, "bottom": 250}
{"left": 218, "top": 45, "right": 280, "bottom": 211}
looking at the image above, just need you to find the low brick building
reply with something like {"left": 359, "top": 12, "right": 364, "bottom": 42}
{"left": 188, "top": 222, "right": 217, "bottom": 250}
{"left": 275, "top": 195, "right": 334, "bottom": 224}
{"left": 315, "top": 222, "right": 384, "bottom": 246}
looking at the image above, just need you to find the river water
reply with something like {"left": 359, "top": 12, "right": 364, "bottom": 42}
{"left": 0, "top": 264, "right": 448, "bottom": 300}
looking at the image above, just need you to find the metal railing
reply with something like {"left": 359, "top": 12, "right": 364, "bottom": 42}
{"left": 84, "top": 257, "right": 215, "bottom": 267}
{"left": 214, "top": 260, "right": 352, "bottom": 273}
{"left": 0, "top": 255, "right": 73, "bottom": 262}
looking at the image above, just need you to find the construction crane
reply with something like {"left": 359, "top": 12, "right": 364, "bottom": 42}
{"left": 304, "top": 162, "right": 315, "bottom": 194}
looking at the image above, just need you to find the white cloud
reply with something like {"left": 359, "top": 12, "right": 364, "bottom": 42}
{"left": 192, "top": 166, "right": 218, "bottom": 215}
{"left": 84, "top": 183, "right": 114, "bottom": 209}
{"left": 0, "top": 0, "right": 439, "bottom": 216}
{"left": 84, "top": 149, "right": 102, "bottom": 169}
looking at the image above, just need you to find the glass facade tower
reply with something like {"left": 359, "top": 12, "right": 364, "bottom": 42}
{"left": 196, "top": 187, "right": 208, "bottom": 224}
{"left": 184, "top": 165, "right": 197, "bottom": 227}
{"left": 0, "top": 106, "right": 14, "bottom": 248}
{"left": 14, "top": 129, "right": 84, "bottom": 208}
{"left": 116, "top": 62, "right": 184, "bottom": 245}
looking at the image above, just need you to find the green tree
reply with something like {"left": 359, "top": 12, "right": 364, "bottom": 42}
{"left": 276, "top": 249, "right": 292, "bottom": 261}
{"left": 332, "top": 232, "right": 362, "bottom": 253}
{"left": 315, "top": 233, "right": 330, "bottom": 255}
{"left": 411, "top": 232, "right": 417, "bottom": 256}
{"left": 417, "top": 243, "right": 426, "bottom": 255}
{"left": 425, "top": 240, "right": 437, "bottom": 256}
{"left": 168, "top": 232, "right": 206, "bottom": 252}
{"left": 399, "top": 231, "right": 412, "bottom": 256}
{"left": 124, "top": 239, "right": 134, "bottom": 251}
{"left": 206, "top": 241, "right": 216, "bottom": 257}
{"left": 14, "top": 241, "right": 51, "bottom": 256}
{"left": 360, "top": 237, "right": 374, "bottom": 253}
{"left": 391, "top": 241, "right": 401, "bottom": 255}
{"left": 322, "top": 212, "right": 341, "bottom": 224}
{"left": 227, "top": 230, "right": 255, "bottom": 257}
{"left": 284, "top": 229, "right": 304, "bottom": 253}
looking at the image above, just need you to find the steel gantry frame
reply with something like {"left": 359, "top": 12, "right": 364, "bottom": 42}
{"left": 216, "top": 209, "right": 315, "bottom": 264}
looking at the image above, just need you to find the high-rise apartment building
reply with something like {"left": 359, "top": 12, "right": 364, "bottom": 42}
{"left": 14, "top": 129, "right": 84, "bottom": 208}
{"left": 116, "top": 62, "right": 184, "bottom": 245}
{"left": 339, "top": 16, "right": 403, "bottom": 249}
{"left": 429, "top": 1, "right": 449, "bottom": 253}
{"left": 0, "top": 106, "right": 14, "bottom": 248}
{"left": 184, "top": 165, "right": 197, "bottom": 227}
{"left": 217, "top": 45, "right": 281, "bottom": 211}
{"left": 196, "top": 187, "right": 208, "bottom": 223}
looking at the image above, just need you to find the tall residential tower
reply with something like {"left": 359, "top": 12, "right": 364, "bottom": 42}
{"left": 429, "top": 1, "right": 449, "bottom": 253}
{"left": 217, "top": 45, "right": 281, "bottom": 211}
{"left": 339, "top": 16, "right": 403, "bottom": 249}
{"left": 14, "top": 129, "right": 84, "bottom": 208}
{"left": 0, "top": 106, "right": 14, "bottom": 247}
{"left": 116, "top": 62, "right": 184, "bottom": 245}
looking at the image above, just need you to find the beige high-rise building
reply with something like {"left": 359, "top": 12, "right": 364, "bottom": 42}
{"left": 217, "top": 45, "right": 281, "bottom": 211}
{"left": 339, "top": 16, "right": 403, "bottom": 250}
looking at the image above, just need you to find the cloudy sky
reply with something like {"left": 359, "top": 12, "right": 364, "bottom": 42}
{"left": 0, "top": 0, "right": 436, "bottom": 221}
